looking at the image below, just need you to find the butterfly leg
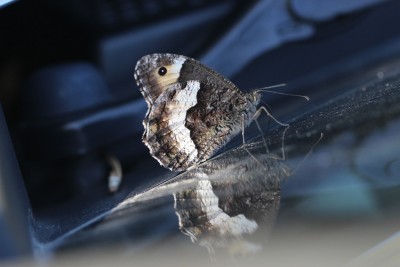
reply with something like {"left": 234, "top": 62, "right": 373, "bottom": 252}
{"left": 253, "top": 116, "right": 270, "bottom": 154}
{"left": 241, "top": 114, "right": 267, "bottom": 169}
{"left": 252, "top": 106, "right": 289, "bottom": 161}
{"left": 292, "top": 132, "right": 324, "bottom": 174}
{"left": 252, "top": 106, "right": 288, "bottom": 127}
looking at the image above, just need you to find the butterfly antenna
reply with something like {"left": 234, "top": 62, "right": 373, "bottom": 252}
{"left": 255, "top": 83, "right": 310, "bottom": 101}
{"left": 257, "top": 83, "right": 287, "bottom": 90}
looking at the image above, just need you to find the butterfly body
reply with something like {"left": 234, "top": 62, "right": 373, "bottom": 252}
{"left": 135, "top": 54, "right": 260, "bottom": 171}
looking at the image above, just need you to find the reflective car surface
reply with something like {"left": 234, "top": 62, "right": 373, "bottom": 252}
{"left": 0, "top": 0, "right": 399, "bottom": 266}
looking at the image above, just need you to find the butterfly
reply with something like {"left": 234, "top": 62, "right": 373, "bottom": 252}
{"left": 134, "top": 53, "right": 286, "bottom": 171}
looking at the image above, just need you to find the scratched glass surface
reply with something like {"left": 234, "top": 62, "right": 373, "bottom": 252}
{"left": 55, "top": 60, "right": 400, "bottom": 266}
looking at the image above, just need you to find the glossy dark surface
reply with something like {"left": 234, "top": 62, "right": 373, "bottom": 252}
{"left": 57, "top": 57, "right": 400, "bottom": 265}
{"left": 0, "top": 0, "right": 399, "bottom": 265}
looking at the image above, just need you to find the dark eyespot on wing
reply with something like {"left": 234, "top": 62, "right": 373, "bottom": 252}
{"left": 158, "top": 67, "right": 167, "bottom": 76}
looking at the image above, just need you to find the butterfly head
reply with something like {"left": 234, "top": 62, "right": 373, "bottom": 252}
{"left": 248, "top": 90, "right": 262, "bottom": 107}
{"left": 134, "top": 53, "right": 187, "bottom": 104}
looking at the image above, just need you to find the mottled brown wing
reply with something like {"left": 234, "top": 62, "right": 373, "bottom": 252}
{"left": 134, "top": 53, "right": 187, "bottom": 105}
{"left": 134, "top": 54, "right": 261, "bottom": 171}
{"left": 142, "top": 81, "right": 202, "bottom": 171}
{"left": 177, "top": 57, "right": 260, "bottom": 164}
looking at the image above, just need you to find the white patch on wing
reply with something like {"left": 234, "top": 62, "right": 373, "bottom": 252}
{"left": 171, "top": 56, "right": 186, "bottom": 73}
{"left": 166, "top": 80, "right": 200, "bottom": 163}
{"left": 195, "top": 179, "right": 258, "bottom": 237}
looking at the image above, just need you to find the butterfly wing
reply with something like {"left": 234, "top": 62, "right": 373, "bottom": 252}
{"left": 134, "top": 53, "right": 260, "bottom": 171}
{"left": 134, "top": 54, "right": 187, "bottom": 105}
{"left": 142, "top": 81, "right": 202, "bottom": 170}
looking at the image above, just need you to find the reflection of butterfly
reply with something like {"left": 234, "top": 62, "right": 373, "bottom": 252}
{"left": 173, "top": 147, "right": 289, "bottom": 254}
{"left": 134, "top": 53, "right": 261, "bottom": 171}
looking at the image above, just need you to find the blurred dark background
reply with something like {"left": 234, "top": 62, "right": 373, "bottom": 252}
{"left": 1, "top": 0, "right": 400, "bottom": 260}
